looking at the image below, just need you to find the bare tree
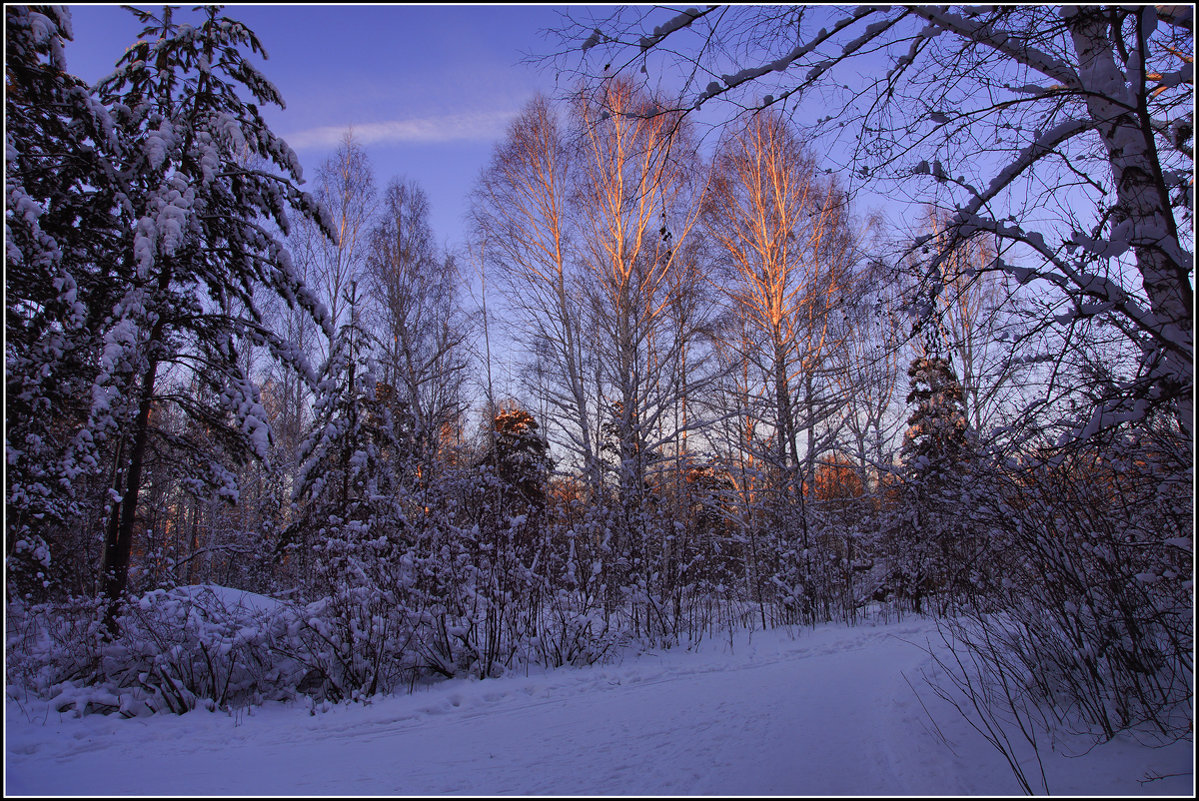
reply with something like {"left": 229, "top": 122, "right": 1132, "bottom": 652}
{"left": 292, "top": 130, "right": 377, "bottom": 359}
{"left": 367, "top": 178, "right": 469, "bottom": 480}
{"left": 267, "top": 129, "right": 377, "bottom": 478}
{"left": 571, "top": 79, "right": 706, "bottom": 504}
{"left": 703, "top": 114, "right": 858, "bottom": 475}
{"left": 473, "top": 81, "right": 714, "bottom": 639}
{"left": 470, "top": 96, "right": 601, "bottom": 493}
{"left": 832, "top": 258, "right": 906, "bottom": 492}
{"left": 701, "top": 110, "right": 863, "bottom": 624}
{"left": 553, "top": 4, "right": 1194, "bottom": 442}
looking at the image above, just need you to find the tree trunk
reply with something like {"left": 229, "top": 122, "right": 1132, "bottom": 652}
{"left": 1067, "top": 7, "right": 1193, "bottom": 436}
{"left": 101, "top": 357, "right": 160, "bottom": 634}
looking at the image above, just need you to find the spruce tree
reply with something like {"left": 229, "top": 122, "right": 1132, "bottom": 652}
{"left": 6, "top": 6, "right": 129, "bottom": 600}
{"left": 482, "top": 406, "right": 553, "bottom": 515}
{"left": 287, "top": 283, "right": 404, "bottom": 592}
{"left": 894, "top": 355, "right": 976, "bottom": 614}
{"left": 285, "top": 283, "right": 414, "bottom": 698}
{"left": 901, "top": 356, "right": 970, "bottom": 477}
{"left": 4, "top": 7, "right": 334, "bottom": 620}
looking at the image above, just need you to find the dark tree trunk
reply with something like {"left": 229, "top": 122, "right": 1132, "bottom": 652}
{"left": 101, "top": 358, "right": 159, "bottom": 635}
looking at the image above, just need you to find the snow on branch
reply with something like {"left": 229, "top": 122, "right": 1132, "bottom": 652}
{"left": 926, "top": 209, "right": 1177, "bottom": 367}
{"left": 636, "top": 6, "right": 716, "bottom": 53}
{"left": 692, "top": 6, "right": 880, "bottom": 109}
{"left": 887, "top": 22, "right": 945, "bottom": 82}
{"left": 909, "top": 6, "right": 1080, "bottom": 89}
{"left": 942, "top": 118, "right": 1094, "bottom": 238}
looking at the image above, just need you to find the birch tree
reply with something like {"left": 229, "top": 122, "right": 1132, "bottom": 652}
{"left": 555, "top": 4, "right": 1194, "bottom": 443}
{"left": 571, "top": 79, "right": 710, "bottom": 638}
{"left": 288, "top": 131, "right": 376, "bottom": 365}
{"left": 470, "top": 97, "right": 601, "bottom": 493}
{"left": 702, "top": 110, "right": 860, "bottom": 624}
{"left": 366, "top": 178, "right": 469, "bottom": 484}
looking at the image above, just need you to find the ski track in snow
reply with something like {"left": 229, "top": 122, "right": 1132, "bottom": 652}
{"left": 5, "top": 618, "right": 1192, "bottom": 796}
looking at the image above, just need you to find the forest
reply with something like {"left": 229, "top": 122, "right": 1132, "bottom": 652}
{"left": 4, "top": 4, "right": 1192, "bottom": 763}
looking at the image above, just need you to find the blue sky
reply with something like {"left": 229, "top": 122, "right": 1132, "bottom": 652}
{"left": 56, "top": 5, "right": 916, "bottom": 261}
{"left": 61, "top": 4, "right": 579, "bottom": 253}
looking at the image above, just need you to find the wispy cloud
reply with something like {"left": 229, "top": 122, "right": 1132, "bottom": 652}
{"left": 284, "top": 110, "right": 518, "bottom": 150}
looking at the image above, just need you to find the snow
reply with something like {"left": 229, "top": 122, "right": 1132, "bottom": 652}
{"left": 692, "top": 6, "right": 878, "bottom": 109}
{"left": 914, "top": 6, "right": 1079, "bottom": 87}
{"left": 638, "top": 7, "right": 704, "bottom": 53}
{"left": 172, "top": 585, "right": 286, "bottom": 614}
{"left": 6, "top": 617, "right": 1191, "bottom": 796}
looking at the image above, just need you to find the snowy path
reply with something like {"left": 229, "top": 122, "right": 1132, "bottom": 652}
{"left": 5, "top": 618, "right": 1191, "bottom": 796}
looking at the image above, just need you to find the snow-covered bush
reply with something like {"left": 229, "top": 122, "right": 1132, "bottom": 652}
{"left": 534, "top": 589, "right": 617, "bottom": 668}
{"left": 114, "top": 586, "right": 305, "bottom": 715}
{"left": 5, "top": 587, "right": 307, "bottom": 717}
{"left": 407, "top": 510, "right": 519, "bottom": 681}
{"left": 273, "top": 585, "right": 420, "bottom": 703}
{"left": 954, "top": 423, "right": 1192, "bottom": 745}
{"left": 6, "top": 596, "right": 108, "bottom": 704}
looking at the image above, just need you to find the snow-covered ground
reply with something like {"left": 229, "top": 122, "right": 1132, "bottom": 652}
{"left": 5, "top": 616, "right": 1192, "bottom": 796}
